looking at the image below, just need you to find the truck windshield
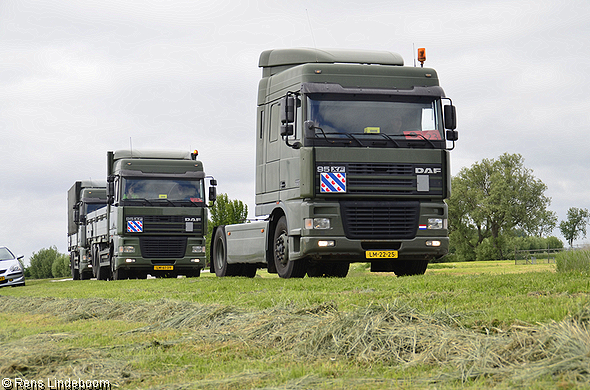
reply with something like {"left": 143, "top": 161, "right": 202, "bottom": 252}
{"left": 121, "top": 178, "right": 204, "bottom": 204}
{"left": 306, "top": 95, "right": 443, "bottom": 145}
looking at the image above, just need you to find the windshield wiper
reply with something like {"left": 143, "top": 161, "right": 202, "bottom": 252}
{"left": 403, "top": 132, "right": 437, "bottom": 148}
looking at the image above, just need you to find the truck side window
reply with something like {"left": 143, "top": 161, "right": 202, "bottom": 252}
{"left": 269, "top": 103, "right": 279, "bottom": 142}
{"left": 259, "top": 109, "right": 264, "bottom": 139}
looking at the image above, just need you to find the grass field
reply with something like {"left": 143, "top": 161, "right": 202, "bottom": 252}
{"left": 2, "top": 260, "right": 590, "bottom": 389}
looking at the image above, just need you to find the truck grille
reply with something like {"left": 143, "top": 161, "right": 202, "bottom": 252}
{"left": 316, "top": 162, "right": 442, "bottom": 196}
{"left": 139, "top": 237, "right": 187, "bottom": 258}
{"left": 141, "top": 216, "right": 202, "bottom": 235}
{"left": 340, "top": 200, "right": 419, "bottom": 239}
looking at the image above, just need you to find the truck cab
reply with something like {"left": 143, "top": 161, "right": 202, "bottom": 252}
{"left": 212, "top": 48, "right": 457, "bottom": 278}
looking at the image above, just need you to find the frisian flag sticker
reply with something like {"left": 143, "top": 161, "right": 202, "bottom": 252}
{"left": 320, "top": 172, "right": 346, "bottom": 193}
{"left": 127, "top": 219, "right": 144, "bottom": 233}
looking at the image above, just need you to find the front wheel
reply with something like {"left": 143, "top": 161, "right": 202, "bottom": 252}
{"left": 213, "top": 227, "right": 240, "bottom": 277}
{"left": 390, "top": 260, "right": 429, "bottom": 277}
{"left": 273, "top": 216, "right": 306, "bottom": 278}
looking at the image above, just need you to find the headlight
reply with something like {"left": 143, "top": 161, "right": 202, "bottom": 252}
{"left": 427, "top": 218, "right": 445, "bottom": 230}
{"left": 119, "top": 246, "right": 135, "bottom": 253}
{"left": 9, "top": 264, "right": 22, "bottom": 273}
{"left": 191, "top": 246, "right": 206, "bottom": 253}
{"left": 305, "top": 218, "right": 331, "bottom": 230}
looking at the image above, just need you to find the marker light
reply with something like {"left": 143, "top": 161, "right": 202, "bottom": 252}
{"left": 418, "top": 48, "right": 426, "bottom": 66}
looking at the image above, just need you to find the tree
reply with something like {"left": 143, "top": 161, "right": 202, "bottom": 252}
{"left": 448, "top": 153, "right": 556, "bottom": 261}
{"left": 51, "top": 252, "right": 71, "bottom": 278}
{"left": 29, "top": 246, "right": 62, "bottom": 279}
{"left": 559, "top": 207, "right": 590, "bottom": 247}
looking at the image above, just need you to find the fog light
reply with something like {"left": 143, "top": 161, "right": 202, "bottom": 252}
{"left": 318, "top": 240, "right": 335, "bottom": 247}
{"left": 120, "top": 246, "right": 135, "bottom": 253}
{"left": 125, "top": 258, "right": 136, "bottom": 263}
{"left": 426, "top": 240, "right": 441, "bottom": 247}
{"left": 305, "top": 218, "right": 331, "bottom": 229}
{"left": 190, "top": 259, "right": 201, "bottom": 263}
{"left": 427, "top": 218, "right": 444, "bottom": 230}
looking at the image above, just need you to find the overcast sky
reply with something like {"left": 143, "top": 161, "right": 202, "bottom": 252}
{"left": 1, "top": 0, "right": 589, "bottom": 263}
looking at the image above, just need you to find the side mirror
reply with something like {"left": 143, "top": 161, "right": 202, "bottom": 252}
{"left": 280, "top": 96, "right": 295, "bottom": 124}
{"left": 73, "top": 208, "right": 80, "bottom": 224}
{"left": 444, "top": 105, "right": 457, "bottom": 130}
{"left": 446, "top": 130, "right": 459, "bottom": 141}
{"left": 280, "top": 124, "right": 294, "bottom": 137}
{"left": 208, "top": 186, "right": 217, "bottom": 204}
{"left": 107, "top": 175, "right": 115, "bottom": 205}
{"left": 304, "top": 120, "right": 316, "bottom": 139}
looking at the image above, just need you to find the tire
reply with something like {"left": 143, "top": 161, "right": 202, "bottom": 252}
{"left": 81, "top": 271, "right": 92, "bottom": 280}
{"left": 97, "top": 248, "right": 112, "bottom": 280}
{"left": 213, "top": 227, "right": 240, "bottom": 277}
{"left": 71, "top": 254, "right": 80, "bottom": 280}
{"left": 241, "top": 264, "right": 257, "bottom": 278}
{"left": 390, "top": 260, "right": 429, "bottom": 277}
{"left": 273, "top": 216, "right": 306, "bottom": 278}
{"left": 113, "top": 267, "right": 128, "bottom": 280}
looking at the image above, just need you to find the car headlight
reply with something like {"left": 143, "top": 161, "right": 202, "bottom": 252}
{"left": 191, "top": 246, "right": 206, "bottom": 253}
{"left": 305, "top": 218, "right": 331, "bottom": 230}
{"left": 119, "top": 246, "right": 135, "bottom": 253}
{"left": 9, "top": 264, "right": 22, "bottom": 273}
{"left": 427, "top": 218, "right": 445, "bottom": 230}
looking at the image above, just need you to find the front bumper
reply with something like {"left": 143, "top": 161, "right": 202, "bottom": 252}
{"left": 295, "top": 235, "right": 448, "bottom": 262}
{"left": 0, "top": 272, "right": 25, "bottom": 287}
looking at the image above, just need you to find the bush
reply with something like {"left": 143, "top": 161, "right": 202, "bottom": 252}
{"left": 556, "top": 249, "right": 590, "bottom": 274}
{"left": 29, "top": 246, "right": 70, "bottom": 279}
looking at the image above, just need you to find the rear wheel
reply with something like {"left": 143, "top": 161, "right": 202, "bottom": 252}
{"left": 273, "top": 216, "right": 306, "bottom": 278}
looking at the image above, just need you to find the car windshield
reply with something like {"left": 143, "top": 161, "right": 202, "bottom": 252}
{"left": 122, "top": 178, "right": 204, "bottom": 203}
{"left": 307, "top": 95, "right": 443, "bottom": 141}
{"left": 0, "top": 247, "right": 15, "bottom": 261}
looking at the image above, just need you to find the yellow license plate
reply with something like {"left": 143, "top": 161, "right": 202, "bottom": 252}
{"left": 0, "top": 276, "right": 4, "bottom": 281}
{"left": 366, "top": 250, "right": 398, "bottom": 259}
{"left": 154, "top": 265, "right": 174, "bottom": 271}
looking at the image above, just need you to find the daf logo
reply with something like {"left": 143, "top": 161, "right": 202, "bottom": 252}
{"left": 185, "top": 217, "right": 202, "bottom": 222}
{"left": 415, "top": 167, "right": 441, "bottom": 174}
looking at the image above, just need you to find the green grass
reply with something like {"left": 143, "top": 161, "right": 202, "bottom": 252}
{"left": 2, "top": 261, "right": 590, "bottom": 389}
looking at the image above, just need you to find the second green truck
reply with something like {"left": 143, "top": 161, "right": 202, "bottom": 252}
{"left": 68, "top": 150, "right": 216, "bottom": 280}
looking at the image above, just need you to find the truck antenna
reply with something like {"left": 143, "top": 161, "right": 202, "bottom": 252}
{"left": 129, "top": 137, "right": 133, "bottom": 157}
{"left": 306, "top": 9, "right": 318, "bottom": 61}
{"left": 413, "top": 43, "right": 416, "bottom": 67}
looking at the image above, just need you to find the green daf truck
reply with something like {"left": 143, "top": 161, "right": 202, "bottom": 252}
{"left": 67, "top": 180, "right": 107, "bottom": 280}
{"left": 211, "top": 48, "right": 458, "bottom": 278}
{"left": 77, "top": 150, "right": 216, "bottom": 280}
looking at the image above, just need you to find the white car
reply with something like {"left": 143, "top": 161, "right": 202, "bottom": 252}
{"left": 0, "top": 246, "right": 25, "bottom": 287}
